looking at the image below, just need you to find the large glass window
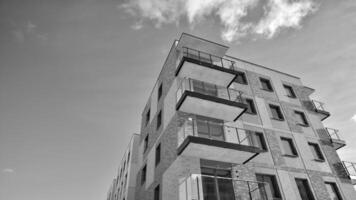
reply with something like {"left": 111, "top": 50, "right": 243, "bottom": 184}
{"left": 325, "top": 182, "right": 342, "bottom": 200}
{"left": 192, "top": 80, "right": 218, "bottom": 97}
{"left": 256, "top": 174, "right": 281, "bottom": 199}
{"left": 295, "top": 179, "right": 315, "bottom": 200}
{"left": 196, "top": 116, "right": 224, "bottom": 141}
{"left": 281, "top": 137, "right": 298, "bottom": 156}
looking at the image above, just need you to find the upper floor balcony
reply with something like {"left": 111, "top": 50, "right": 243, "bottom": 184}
{"left": 176, "top": 78, "right": 247, "bottom": 122}
{"left": 325, "top": 128, "right": 346, "bottom": 150}
{"left": 177, "top": 117, "right": 266, "bottom": 164}
{"left": 311, "top": 100, "right": 330, "bottom": 121}
{"left": 179, "top": 173, "right": 272, "bottom": 200}
{"left": 175, "top": 47, "right": 239, "bottom": 87}
{"left": 342, "top": 161, "right": 356, "bottom": 185}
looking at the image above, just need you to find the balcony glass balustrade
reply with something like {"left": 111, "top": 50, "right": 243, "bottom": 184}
{"left": 179, "top": 174, "right": 272, "bottom": 200}
{"left": 311, "top": 100, "right": 330, "bottom": 121}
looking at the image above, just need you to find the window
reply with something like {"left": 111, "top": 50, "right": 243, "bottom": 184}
{"left": 284, "top": 84, "right": 296, "bottom": 98}
{"left": 154, "top": 185, "right": 160, "bottom": 200}
{"left": 281, "top": 137, "right": 298, "bottom": 156}
{"left": 196, "top": 116, "right": 224, "bottom": 141}
{"left": 156, "top": 110, "right": 162, "bottom": 130}
{"left": 245, "top": 98, "right": 257, "bottom": 114}
{"left": 325, "top": 182, "right": 342, "bottom": 200}
{"left": 234, "top": 72, "right": 248, "bottom": 84}
{"left": 253, "top": 132, "right": 267, "bottom": 150}
{"left": 260, "top": 78, "right": 273, "bottom": 91}
{"left": 308, "top": 143, "right": 324, "bottom": 161}
{"left": 158, "top": 83, "right": 163, "bottom": 101}
{"left": 145, "top": 109, "right": 150, "bottom": 126}
{"left": 155, "top": 143, "right": 161, "bottom": 166}
{"left": 141, "top": 165, "right": 147, "bottom": 185}
{"left": 295, "top": 179, "right": 315, "bottom": 200}
{"left": 269, "top": 105, "right": 284, "bottom": 120}
{"left": 144, "top": 135, "right": 149, "bottom": 152}
{"left": 256, "top": 174, "right": 281, "bottom": 199}
{"left": 192, "top": 80, "right": 218, "bottom": 97}
{"left": 201, "top": 167, "right": 235, "bottom": 200}
{"left": 295, "top": 111, "right": 309, "bottom": 126}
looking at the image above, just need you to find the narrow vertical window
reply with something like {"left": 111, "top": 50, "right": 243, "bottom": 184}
{"left": 281, "top": 137, "right": 298, "bottom": 156}
{"left": 308, "top": 142, "right": 324, "bottom": 161}
{"left": 284, "top": 84, "right": 296, "bottom": 98}
{"left": 295, "top": 178, "right": 315, "bottom": 200}
{"left": 269, "top": 105, "right": 284, "bottom": 120}
{"left": 156, "top": 110, "right": 162, "bottom": 130}
{"left": 155, "top": 143, "right": 161, "bottom": 166}
{"left": 141, "top": 164, "right": 147, "bottom": 185}
{"left": 325, "top": 182, "right": 342, "bottom": 200}
{"left": 256, "top": 174, "right": 281, "bottom": 199}
{"left": 144, "top": 135, "right": 149, "bottom": 152}
{"left": 158, "top": 83, "right": 163, "bottom": 101}
{"left": 145, "top": 109, "right": 150, "bottom": 126}
{"left": 154, "top": 185, "right": 160, "bottom": 200}
{"left": 253, "top": 132, "right": 267, "bottom": 150}
{"left": 295, "top": 111, "right": 309, "bottom": 126}
{"left": 245, "top": 98, "right": 257, "bottom": 114}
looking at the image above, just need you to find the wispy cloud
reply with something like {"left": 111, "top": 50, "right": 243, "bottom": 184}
{"left": 11, "top": 21, "right": 48, "bottom": 43}
{"left": 2, "top": 168, "right": 15, "bottom": 174}
{"left": 120, "top": 0, "right": 318, "bottom": 42}
{"left": 352, "top": 114, "right": 356, "bottom": 122}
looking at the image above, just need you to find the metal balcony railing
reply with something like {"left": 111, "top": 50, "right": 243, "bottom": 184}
{"left": 312, "top": 100, "right": 327, "bottom": 112}
{"left": 343, "top": 161, "right": 356, "bottom": 177}
{"left": 325, "top": 128, "right": 342, "bottom": 140}
{"left": 177, "top": 117, "right": 261, "bottom": 148}
{"left": 180, "top": 47, "right": 236, "bottom": 70}
{"left": 179, "top": 174, "right": 272, "bottom": 200}
{"left": 176, "top": 78, "right": 244, "bottom": 104}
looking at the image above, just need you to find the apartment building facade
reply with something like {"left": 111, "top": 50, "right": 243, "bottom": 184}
{"left": 108, "top": 33, "right": 356, "bottom": 200}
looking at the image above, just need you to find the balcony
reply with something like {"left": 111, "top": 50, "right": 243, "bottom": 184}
{"left": 176, "top": 78, "right": 247, "bottom": 122}
{"left": 176, "top": 47, "right": 239, "bottom": 87}
{"left": 311, "top": 100, "right": 330, "bottom": 121}
{"left": 177, "top": 117, "right": 265, "bottom": 164}
{"left": 342, "top": 161, "right": 356, "bottom": 185}
{"left": 179, "top": 174, "right": 272, "bottom": 200}
{"left": 325, "top": 128, "right": 346, "bottom": 150}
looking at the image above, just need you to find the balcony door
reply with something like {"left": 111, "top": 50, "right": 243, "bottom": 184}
{"left": 196, "top": 116, "right": 224, "bottom": 141}
{"left": 201, "top": 167, "right": 235, "bottom": 200}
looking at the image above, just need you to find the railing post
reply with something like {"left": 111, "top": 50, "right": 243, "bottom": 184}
{"left": 198, "top": 51, "right": 201, "bottom": 63}
{"left": 220, "top": 58, "right": 224, "bottom": 68}
{"left": 227, "top": 88, "right": 231, "bottom": 101}
{"left": 247, "top": 181, "right": 252, "bottom": 200}
{"left": 209, "top": 54, "right": 212, "bottom": 65}
{"left": 236, "top": 128, "right": 241, "bottom": 144}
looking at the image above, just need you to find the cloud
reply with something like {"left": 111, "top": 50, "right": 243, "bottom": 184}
{"left": 11, "top": 21, "right": 48, "bottom": 43}
{"left": 352, "top": 114, "right": 356, "bottom": 122}
{"left": 120, "top": 0, "right": 318, "bottom": 42}
{"left": 2, "top": 168, "right": 15, "bottom": 173}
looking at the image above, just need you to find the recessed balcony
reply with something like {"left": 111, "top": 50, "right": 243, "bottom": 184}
{"left": 342, "top": 161, "right": 356, "bottom": 185}
{"left": 177, "top": 117, "right": 265, "bottom": 164}
{"left": 325, "top": 128, "right": 346, "bottom": 150}
{"left": 312, "top": 100, "right": 330, "bottom": 121}
{"left": 176, "top": 78, "right": 247, "bottom": 122}
{"left": 175, "top": 47, "right": 239, "bottom": 87}
{"left": 179, "top": 174, "right": 272, "bottom": 200}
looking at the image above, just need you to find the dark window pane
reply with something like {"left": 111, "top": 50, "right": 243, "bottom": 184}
{"left": 256, "top": 174, "right": 281, "bottom": 199}
{"left": 145, "top": 109, "right": 150, "bottom": 126}
{"left": 218, "top": 178, "right": 235, "bottom": 200}
{"left": 308, "top": 143, "right": 324, "bottom": 160}
{"left": 260, "top": 78, "right": 273, "bottom": 91}
{"left": 325, "top": 182, "right": 342, "bottom": 200}
{"left": 155, "top": 144, "right": 161, "bottom": 166}
{"left": 284, "top": 85, "right": 296, "bottom": 98}
{"left": 158, "top": 83, "right": 163, "bottom": 101}
{"left": 197, "top": 119, "right": 210, "bottom": 139}
{"left": 281, "top": 137, "right": 297, "bottom": 156}
{"left": 209, "top": 122, "right": 224, "bottom": 141}
{"left": 141, "top": 165, "right": 147, "bottom": 184}
{"left": 246, "top": 99, "right": 257, "bottom": 114}
{"left": 154, "top": 185, "right": 160, "bottom": 200}
{"left": 203, "top": 82, "right": 218, "bottom": 97}
{"left": 156, "top": 111, "right": 162, "bottom": 130}
{"left": 270, "top": 105, "right": 284, "bottom": 120}
{"left": 295, "top": 179, "right": 315, "bottom": 200}
{"left": 144, "top": 135, "right": 149, "bottom": 152}
{"left": 202, "top": 177, "right": 218, "bottom": 200}
{"left": 253, "top": 132, "right": 267, "bottom": 150}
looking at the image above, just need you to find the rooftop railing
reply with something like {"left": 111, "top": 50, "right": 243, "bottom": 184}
{"left": 343, "top": 161, "right": 356, "bottom": 177}
{"left": 180, "top": 47, "right": 236, "bottom": 70}
{"left": 325, "top": 128, "right": 342, "bottom": 141}
{"left": 179, "top": 174, "right": 272, "bottom": 200}
{"left": 176, "top": 78, "right": 244, "bottom": 104}
{"left": 312, "top": 100, "right": 327, "bottom": 112}
{"left": 177, "top": 117, "right": 261, "bottom": 149}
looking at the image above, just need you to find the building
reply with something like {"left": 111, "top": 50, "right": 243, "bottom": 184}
{"left": 107, "top": 134, "right": 140, "bottom": 200}
{"left": 108, "top": 33, "right": 356, "bottom": 200}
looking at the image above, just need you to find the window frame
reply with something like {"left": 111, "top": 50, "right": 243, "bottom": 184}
{"left": 144, "top": 134, "right": 149, "bottom": 153}
{"left": 234, "top": 71, "right": 248, "bottom": 85}
{"left": 156, "top": 110, "right": 162, "bottom": 130}
{"left": 324, "top": 182, "right": 343, "bottom": 200}
{"left": 308, "top": 142, "right": 324, "bottom": 162}
{"left": 254, "top": 132, "right": 267, "bottom": 151}
{"left": 155, "top": 143, "right": 161, "bottom": 166}
{"left": 154, "top": 184, "right": 160, "bottom": 200}
{"left": 283, "top": 84, "right": 297, "bottom": 98}
{"left": 260, "top": 78, "right": 274, "bottom": 92}
{"left": 245, "top": 98, "right": 257, "bottom": 115}
{"left": 141, "top": 164, "right": 147, "bottom": 185}
{"left": 281, "top": 137, "right": 298, "bottom": 157}
{"left": 295, "top": 178, "right": 315, "bottom": 200}
{"left": 158, "top": 83, "right": 163, "bottom": 101}
{"left": 294, "top": 110, "right": 309, "bottom": 126}
{"left": 269, "top": 104, "right": 284, "bottom": 121}
{"left": 145, "top": 109, "right": 150, "bottom": 126}
{"left": 256, "top": 174, "right": 282, "bottom": 199}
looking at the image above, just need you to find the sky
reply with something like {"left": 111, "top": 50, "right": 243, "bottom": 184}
{"left": 0, "top": 0, "right": 356, "bottom": 200}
